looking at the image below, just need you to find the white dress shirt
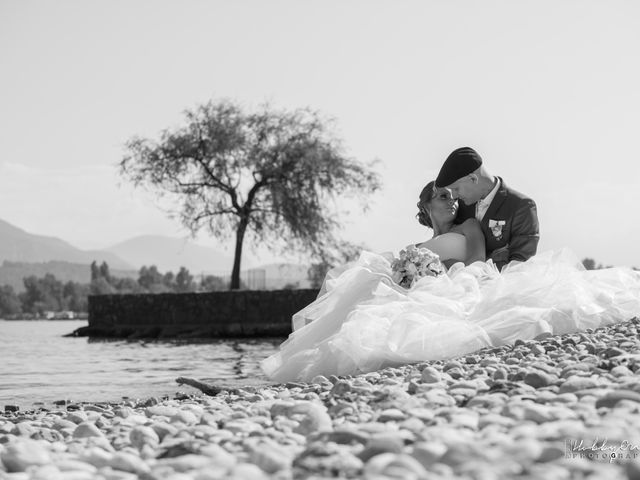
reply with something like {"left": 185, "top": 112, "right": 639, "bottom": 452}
{"left": 475, "top": 178, "right": 501, "bottom": 222}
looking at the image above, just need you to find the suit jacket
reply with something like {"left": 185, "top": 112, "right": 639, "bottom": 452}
{"left": 456, "top": 178, "right": 539, "bottom": 270}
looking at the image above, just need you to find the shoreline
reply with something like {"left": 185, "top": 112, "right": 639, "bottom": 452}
{"left": 3, "top": 317, "right": 640, "bottom": 478}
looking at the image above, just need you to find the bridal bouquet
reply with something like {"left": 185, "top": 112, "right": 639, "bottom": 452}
{"left": 391, "top": 245, "right": 444, "bottom": 289}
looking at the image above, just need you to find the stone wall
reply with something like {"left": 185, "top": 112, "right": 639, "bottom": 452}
{"left": 72, "top": 289, "right": 320, "bottom": 339}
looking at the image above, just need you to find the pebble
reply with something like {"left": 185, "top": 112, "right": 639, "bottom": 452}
{"left": 420, "top": 367, "right": 441, "bottom": 383}
{"left": 410, "top": 441, "right": 447, "bottom": 466}
{"left": 493, "top": 368, "right": 508, "bottom": 380}
{"left": 611, "top": 365, "right": 635, "bottom": 377}
{"left": 146, "top": 405, "right": 179, "bottom": 418}
{"left": 170, "top": 410, "right": 199, "bottom": 425}
{"left": 66, "top": 411, "right": 89, "bottom": 424}
{"left": 224, "top": 419, "right": 263, "bottom": 435}
{"left": 129, "top": 425, "right": 159, "bottom": 450}
{"left": 330, "top": 380, "right": 352, "bottom": 396}
{"left": 155, "top": 454, "right": 215, "bottom": 472}
{"left": 364, "top": 453, "right": 429, "bottom": 479}
{"left": 358, "top": 434, "right": 404, "bottom": 461}
{"left": 294, "top": 443, "right": 363, "bottom": 476}
{"left": 595, "top": 390, "right": 640, "bottom": 409}
{"left": 558, "top": 377, "right": 600, "bottom": 393}
{"left": 288, "top": 401, "right": 333, "bottom": 436}
{"left": 72, "top": 422, "right": 104, "bottom": 439}
{"left": 604, "top": 347, "right": 626, "bottom": 358}
{"left": 151, "top": 421, "right": 178, "bottom": 440}
{"left": 108, "top": 451, "right": 150, "bottom": 474}
{"left": 406, "top": 408, "right": 435, "bottom": 422}
{"left": 522, "top": 404, "right": 572, "bottom": 424}
{"left": 524, "top": 370, "right": 556, "bottom": 388}
{"left": 377, "top": 408, "right": 406, "bottom": 422}
{"left": 245, "top": 438, "right": 293, "bottom": 473}
{"left": 0, "top": 439, "right": 51, "bottom": 472}
{"left": 321, "top": 428, "right": 369, "bottom": 445}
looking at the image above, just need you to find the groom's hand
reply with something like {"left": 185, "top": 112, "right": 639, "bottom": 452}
{"left": 489, "top": 245, "right": 509, "bottom": 270}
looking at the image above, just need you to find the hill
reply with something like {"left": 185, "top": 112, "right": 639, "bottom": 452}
{"left": 0, "top": 218, "right": 133, "bottom": 270}
{"left": 0, "top": 260, "right": 137, "bottom": 293}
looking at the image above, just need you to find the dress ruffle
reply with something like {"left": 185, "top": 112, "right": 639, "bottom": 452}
{"left": 261, "top": 248, "right": 640, "bottom": 382}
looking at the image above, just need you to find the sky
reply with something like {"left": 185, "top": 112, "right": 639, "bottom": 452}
{"left": 1, "top": 0, "right": 639, "bottom": 268}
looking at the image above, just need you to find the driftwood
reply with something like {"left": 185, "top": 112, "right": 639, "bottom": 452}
{"left": 175, "top": 377, "right": 224, "bottom": 396}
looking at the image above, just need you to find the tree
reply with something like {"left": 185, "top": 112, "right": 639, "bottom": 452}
{"left": 163, "top": 271, "right": 176, "bottom": 290}
{"left": 137, "top": 265, "right": 171, "bottom": 293}
{"left": 112, "top": 277, "right": 144, "bottom": 294}
{"left": 582, "top": 258, "right": 596, "bottom": 270}
{"left": 62, "top": 281, "right": 89, "bottom": 312}
{"left": 175, "top": 267, "right": 195, "bottom": 293}
{"left": 199, "top": 275, "right": 226, "bottom": 292}
{"left": 90, "top": 260, "right": 118, "bottom": 295}
{"left": 20, "top": 274, "right": 64, "bottom": 314}
{"left": 90, "top": 277, "right": 116, "bottom": 295}
{"left": 582, "top": 258, "right": 611, "bottom": 270}
{"left": 121, "top": 100, "right": 381, "bottom": 289}
{"left": 99, "top": 262, "right": 112, "bottom": 284}
{"left": 0, "top": 285, "right": 22, "bottom": 316}
{"left": 90, "top": 261, "right": 100, "bottom": 282}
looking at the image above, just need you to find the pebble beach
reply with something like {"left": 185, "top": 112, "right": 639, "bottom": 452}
{"left": 4, "top": 318, "right": 640, "bottom": 479}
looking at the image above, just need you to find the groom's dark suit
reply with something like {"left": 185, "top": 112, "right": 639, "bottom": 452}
{"left": 456, "top": 178, "right": 539, "bottom": 271}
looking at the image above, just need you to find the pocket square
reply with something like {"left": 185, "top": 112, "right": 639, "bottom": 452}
{"left": 488, "top": 219, "right": 506, "bottom": 241}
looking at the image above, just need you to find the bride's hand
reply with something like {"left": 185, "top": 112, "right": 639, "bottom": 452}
{"left": 442, "top": 259, "right": 461, "bottom": 269}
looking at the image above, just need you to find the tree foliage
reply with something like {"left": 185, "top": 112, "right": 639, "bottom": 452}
{"left": 581, "top": 258, "right": 614, "bottom": 270}
{"left": 120, "top": 100, "right": 381, "bottom": 288}
{"left": 175, "top": 267, "right": 195, "bottom": 293}
{"left": 20, "top": 274, "right": 64, "bottom": 314}
{"left": 0, "top": 285, "right": 22, "bottom": 316}
{"left": 63, "top": 281, "right": 90, "bottom": 312}
{"left": 199, "top": 275, "right": 226, "bottom": 292}
{"left": 0, "top": 263, "right": 226, "bottom": 317}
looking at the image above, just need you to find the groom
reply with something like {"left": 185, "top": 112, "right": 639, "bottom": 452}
{"left": 435, "top": 147, "right": 539, "bottom": 271}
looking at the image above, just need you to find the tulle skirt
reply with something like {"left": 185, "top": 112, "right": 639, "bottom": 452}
{"left": 261, "top": 249, "right": 640, "bottom": 382}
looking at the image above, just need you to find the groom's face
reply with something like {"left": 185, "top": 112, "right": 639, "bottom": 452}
{"left": 446, "top": 175, "right": 479, "bottom": 205}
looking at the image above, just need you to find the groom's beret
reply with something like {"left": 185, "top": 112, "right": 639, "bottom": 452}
{"left": 435, "top": 147, "right": 483, "bottom": 187}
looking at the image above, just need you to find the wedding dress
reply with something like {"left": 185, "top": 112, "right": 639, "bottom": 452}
{"left": 261, "top": 233, "right": 640, "bottom": 382}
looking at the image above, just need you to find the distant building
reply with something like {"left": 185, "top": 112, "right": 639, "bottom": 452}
{"left": 45, "top": 311, "right": 75, "bottom": 320}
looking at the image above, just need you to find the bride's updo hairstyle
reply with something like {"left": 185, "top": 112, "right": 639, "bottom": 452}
{"left": 416, "top": 181, "right": 436, "bottom": 228}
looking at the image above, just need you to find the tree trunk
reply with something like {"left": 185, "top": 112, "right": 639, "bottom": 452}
{"left": 230, "top": 218, "right": 248, "bottom": 290}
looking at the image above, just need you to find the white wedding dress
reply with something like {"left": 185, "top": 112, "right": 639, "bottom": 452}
{"left": 261, "top": 233, "right": 640, "bottom": 382}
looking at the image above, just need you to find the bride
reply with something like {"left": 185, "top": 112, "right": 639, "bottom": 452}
{"left": 261, "top": 182, "right": 640, "bottom": 382}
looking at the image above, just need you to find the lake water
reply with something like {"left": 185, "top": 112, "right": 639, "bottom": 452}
{"left": 0, "top": 320, "right": 282, "bottom": 408}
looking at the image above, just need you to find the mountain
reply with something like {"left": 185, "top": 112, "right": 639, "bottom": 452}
{"left": 104, "top": 237, "right": 313, "bottom": 287}
{"left": 104, "top": 235, "right": 236, "bottom": 274}
{"left": 0, "top": 218, "right": 134, "bottom": 270}
{"left": 0, "top": 217, "right": 311, "bottom": 290}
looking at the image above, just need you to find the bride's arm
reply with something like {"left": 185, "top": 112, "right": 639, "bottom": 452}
{"left": 417, "top": 220, "right": 485, "bottom": 265}
{"left": 417, "top": 233, "right": 466, "bottom": 263}
{"left": 417, "top": 218, "right": 485, "bottom": 265}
